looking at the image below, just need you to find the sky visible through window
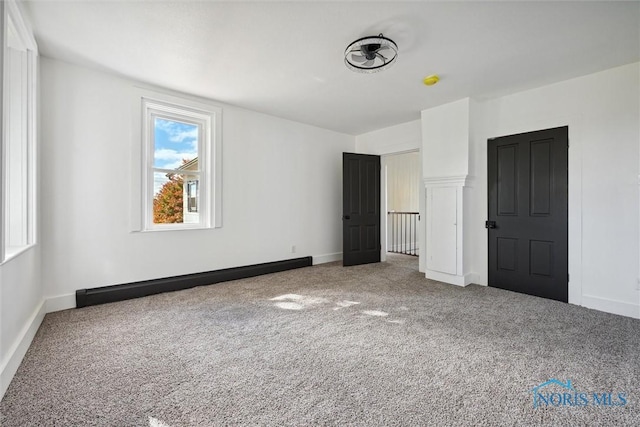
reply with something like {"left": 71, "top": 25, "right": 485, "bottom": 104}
{"left": 154, "top": 118, "right": 198, "bottom": 195}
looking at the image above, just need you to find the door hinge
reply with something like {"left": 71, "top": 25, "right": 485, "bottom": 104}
{"left": 568, "top": 274, "right": 570, "bottom": 282}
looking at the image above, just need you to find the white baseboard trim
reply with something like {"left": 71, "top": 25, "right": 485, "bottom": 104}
{"left": 0, "top": 300, "right": 46, "bottom": 399}
{"left": 426, "top": 269, "right": 462, "bottom": 286}
{"left": 45, "top": 293, "right": 76, "bottom": 312}
{"left": 312, "top": 252, "right": 343, "bottom": 265}
{"left": 425, "top": 270, "right": 477, "bottom": 287}
{"left": 465, "top": 273, "right": 481, "bottom": 285}
{"left": 1, "top": 293, "right": 77, "bottom": 400}
{"left": 581, "top": 294, "right": 639, "bottom": 319}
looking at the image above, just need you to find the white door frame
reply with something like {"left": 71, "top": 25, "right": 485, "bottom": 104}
{"left": 380, "top": 149, "right": 424, "bottom": 272}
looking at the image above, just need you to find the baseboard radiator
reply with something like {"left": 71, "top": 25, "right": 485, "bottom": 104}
{"left": 76, "top": 256, "right": 313, "bottom": 308}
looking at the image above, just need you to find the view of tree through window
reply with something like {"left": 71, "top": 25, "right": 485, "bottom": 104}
{"left": 152, "top": 118, "right": 199, "bottom": 224}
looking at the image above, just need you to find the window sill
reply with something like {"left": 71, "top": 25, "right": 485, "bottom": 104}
{"left": 135, "top": 225, "right": 217, "bottom": 233}
{"left": 2, "top": 243, "right": 36, "bottom": 265}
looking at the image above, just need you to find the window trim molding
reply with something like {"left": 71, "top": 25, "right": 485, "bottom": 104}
{"left": 131, "top": 87, "right": 222, "bottom": 232}
{"left": 1, "top": 0, "right": 38, "bottom": 264}
{"left": 5, "top": 1, "right": 37, "bottom": 52}
{"left": 143, "top": 101, "right": 210, "bottom": 231}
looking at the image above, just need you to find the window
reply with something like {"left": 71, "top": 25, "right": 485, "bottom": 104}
{"left": 1, "top": 1, "right": 38, "bottom": 262}
{"left": 187, "top": 180, "right": 198, "bottom": 213}
{"left": 133, "top": 89, "right": 222, "bottom": 231}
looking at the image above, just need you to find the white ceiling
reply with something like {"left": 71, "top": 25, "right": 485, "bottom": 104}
{"left": 24, "top": 1, "right": 640, "bottom": 135}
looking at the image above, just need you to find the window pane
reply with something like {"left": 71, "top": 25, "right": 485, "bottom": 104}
{"left": 153, "top": 172, "right": 185, "bottom": 224}
{"left": 153, "top": 117, "right": 198, "bottom": 169}
{"left": 5, "top": 43, "right": 29, "bottom": 249}
{"left": 152, "top": 172, "right": 201, "bottom": 225}
{"left": 186, "top": 180, "right": 198, "bottom": 213}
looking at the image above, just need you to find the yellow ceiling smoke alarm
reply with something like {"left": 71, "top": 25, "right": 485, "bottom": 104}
{"left": 423, "top": 74, "right": 440, "bottom": 86}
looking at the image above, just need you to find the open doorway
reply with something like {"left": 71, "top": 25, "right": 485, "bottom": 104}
{"left": 383, "top": 151, "right": 420, "bottom": 268}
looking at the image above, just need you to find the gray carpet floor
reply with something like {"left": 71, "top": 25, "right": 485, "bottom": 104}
{"left": 2, "top": 254, "right": 640, "bottom": 426}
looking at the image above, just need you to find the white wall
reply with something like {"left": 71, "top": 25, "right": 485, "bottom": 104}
{"left": 422, "top": 99, "right": 469, "bottom": 179}
{"left": 466, "top": 62, "right": 640, "bottom": 318}
{"left": 355, "top": 120, "right": 421, "bottom": 155}
{"left": 0, "top": 248, "right": 43, "bottom": 398}
{"left": 40, "top": 57, "right": 354, "bottom": 303}
{"left": 386, "top": 152, "right": 420, "bottom": 212}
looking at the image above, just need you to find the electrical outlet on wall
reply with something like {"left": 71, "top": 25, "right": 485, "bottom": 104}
{"left": 636, "top": 278, "right": 640, "bottom": 291}
{"left": 291, "top": 245, "right": 296, "bottom": 254}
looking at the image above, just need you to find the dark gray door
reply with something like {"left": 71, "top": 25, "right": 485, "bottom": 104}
{"left": 487, "top": 127, "right": 568, "bottom": 302}
{"left": 343, "top": 153, "right": 381, "bottom": 266}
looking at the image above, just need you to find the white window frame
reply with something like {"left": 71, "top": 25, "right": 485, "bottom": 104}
{"left": 1, "top": 0, "right": 38, "bottom": 263}
{"left": 132, "top": 88, "right": 222, "bottom": 232}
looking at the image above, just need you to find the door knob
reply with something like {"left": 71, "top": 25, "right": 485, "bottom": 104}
{"left": 485, "top": 220, "right": 496, "bottom": 229}
{"left": 343, "top": 215, "right": 351, "bottom": 220}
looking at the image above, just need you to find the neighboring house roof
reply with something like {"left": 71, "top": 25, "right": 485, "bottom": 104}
{"left": 177, "top": 158, "right": 198, "bottom": 171}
